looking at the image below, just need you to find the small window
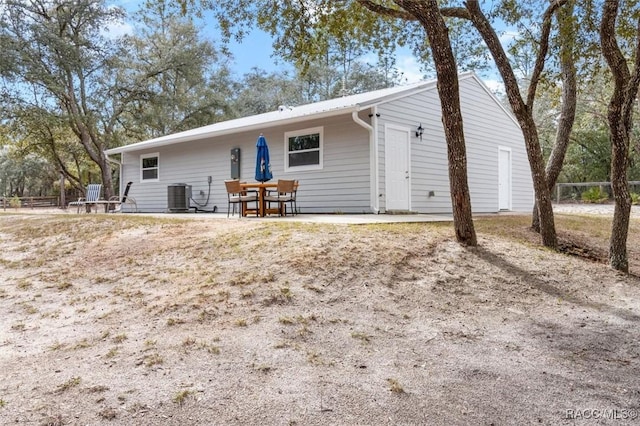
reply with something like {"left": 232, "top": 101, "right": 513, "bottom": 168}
{"left": 140, "top": 153, "right": 159, "bottom": 181}
{"left": 285, "top": 127, "right": 323, "bottom": 172}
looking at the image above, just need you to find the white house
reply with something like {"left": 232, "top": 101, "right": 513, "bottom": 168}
{"left": 104, "top": 72, "right": 534, "bottom": 214}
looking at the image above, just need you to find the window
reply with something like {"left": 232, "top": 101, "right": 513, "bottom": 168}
{"left": 285, "top": 127, "right": 323, "bottom": 172}
{"left": 140, "top": 153, "right": 159, "bottom": 181}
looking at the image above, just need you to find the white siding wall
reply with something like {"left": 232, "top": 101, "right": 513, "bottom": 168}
{"left": 458, "top": 77, "right": 533, "bottom": 212}
{"left": 120, "top": 115, "right": 371, "bottom": 213}
{"left": 118, "top": 75, "right": 532, "bottom": 214}
{"left": 377, "top": 88, "right": 451, "bottom": 213}
{"left": 376, "top": 75, "right": 533, "bottom": 213}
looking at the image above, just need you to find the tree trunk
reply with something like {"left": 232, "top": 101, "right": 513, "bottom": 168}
{"left": 99, "top": 154, "right": 115, "bottom": 201}
{"left": 74, "top": 122, "right": 115, "bottom": 201}
{"left": 532, "top": 2, "right": 578, "bottom": 232}
{"left": 397, "top": 0, "right": 477, "bottom": 246}
{"left": 521, "top": 116, "right": 558, "bottom": 248}
{"left": 609, "top": 133, "right": 631, "bottom": 272}
{"left": 606, "top": 82, "right": 632, "bottom": 272}
{"left": 599, "top": 0, "right": 640, "bottom": 272}
{"left": 461, "top": 0, "right": 557, "bottom": 249}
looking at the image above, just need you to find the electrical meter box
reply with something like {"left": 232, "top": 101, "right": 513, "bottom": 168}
{"left": 230, "top": 148, "right": 240, "bottom": 179}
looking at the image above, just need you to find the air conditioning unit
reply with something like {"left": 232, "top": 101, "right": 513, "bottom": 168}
{"left": 167, "top": 183, "right": 191, "bottom": 212}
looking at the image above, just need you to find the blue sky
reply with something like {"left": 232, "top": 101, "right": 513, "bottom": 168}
{"left": 108, "top": 1, "right": 426, "bottom": 82}
{"left": 226, "top": 29, "right": 429, "bottom": 83}
{"left": 108, "top": 1, "right": 508, "bottom": 93}
{"left": 108, "top": 1, "right": 291, "bottom": 78}
{"left": 225, "top": 29, "right": 295, "bottom": 77}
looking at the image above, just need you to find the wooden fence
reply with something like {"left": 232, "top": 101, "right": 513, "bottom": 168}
{"left": 1, "top": 196, "right": 61, "bottom": 210}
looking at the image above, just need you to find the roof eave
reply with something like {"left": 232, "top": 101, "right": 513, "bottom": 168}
{"left": 105, "top": 106, "right": 362, "bottom": 155}
{"left": 360, "top": 82, "right": 437, "bottom": 109}
{"left": 105, "top": 75, "right": 452, "bottom": 156}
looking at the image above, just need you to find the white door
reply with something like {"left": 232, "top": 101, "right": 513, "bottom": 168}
{"left": 498, "top": 147, "right": 512, "bottom": 210}
{"left": 385, "top": 126, "right": 411, "bottom": 211}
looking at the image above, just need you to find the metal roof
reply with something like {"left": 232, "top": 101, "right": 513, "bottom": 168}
{"left": 105, "top": 73, "right": 474, "bottom": 155}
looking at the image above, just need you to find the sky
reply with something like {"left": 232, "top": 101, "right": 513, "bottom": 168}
{"left": 109, "top": 1, "right": 508, "bottom": 94}
{"left": 218, "top": 28, "right": 508, "bottom": 94}
{"left": 225, "top": 29, "right": 428, "bottom": 82}
{"left": 108, "top": 1, "right": 426, "bottom": 82}
{"left": 224, "top": 29, "right": 509, "bottom": 93}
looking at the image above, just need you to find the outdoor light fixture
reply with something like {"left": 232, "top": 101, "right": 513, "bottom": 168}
{"left": 416, "top": 123, "right": 424, "bottom": 140}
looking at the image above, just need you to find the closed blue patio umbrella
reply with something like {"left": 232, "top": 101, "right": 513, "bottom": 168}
{"left": 255, "top": 134, "right": 273, "bottom": 182}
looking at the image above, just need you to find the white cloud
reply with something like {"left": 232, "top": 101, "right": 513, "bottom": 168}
{"left": 102, "top": 3, "right": 134, "bottom": 39}
{"left": 396, "top": 55, "right": 424, "bottom": 83}
{"left": 102, "top": 20, "right": 134, "bottom": 39}
{"left": 357, "top": 49, "right": 425, "bottom": 83}
{"left": 355, "top": 52, "right": 424, "bottom": 83}
{"left": 482, "top": 78, "right": 506, "bottom": 97}
{"left": 499, "top": 29, "right": 519, "bottom": 48}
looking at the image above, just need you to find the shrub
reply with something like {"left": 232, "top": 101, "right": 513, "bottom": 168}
{"left": 581, "top": 187, "right": 608, "bottom": 203}
{"left": 631, "top": 192, "right": 639, "bottom": 205}
{"left": 9, "top": 196, "right": 21, "bottom": 209}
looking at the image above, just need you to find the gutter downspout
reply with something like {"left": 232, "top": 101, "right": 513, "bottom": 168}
{"left": 352, "top": 108, "right": 380, "bottom": 214}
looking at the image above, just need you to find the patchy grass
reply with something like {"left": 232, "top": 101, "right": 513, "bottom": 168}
{"left": 351, "top": 331, "right": 372, "bottom": 344}
{"left": 475, "top": 213, "right": 640, "bottom": 270}
{"left": 98, "top": 407, "right": 117, "bottom": 420}
{"left": 57, "top": 281, "right": 73, "bottom": 291}
{"left": 387, "top": 378, "right": 405, "bottom": 394}
{"left": 10, "top": 323, "right": 25, "bottom": 332}
{"left": 86, "top": 385, "right": 109, "bottom": 393}
{"left": 105, "top": 347, "right": 119, "bottom": 358}
{"left": 172, "top": 390, "right": 193, "bottom": 405}
{"left": 167, "top": 317, "right": 185, "bottom": 326}
{"left": 112, "top": 333, "right": 127, "bottom": 343}
{"left": 143, "top": 353, "right": 164, "bottom": 367}
{"left": 49, "top": 341, "right": 66, "bottom": 351}
{"left": 1, "top": 211, "right": 639, "bottom": 425}
{"left": 56, "top": 377, "right": 81, "bottom": 393}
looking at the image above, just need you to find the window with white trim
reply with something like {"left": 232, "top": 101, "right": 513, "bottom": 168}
{"left": 140, "top": 153, "right": 159, "bottom": 181}
{"left": 285, "top": 127, "right": 323, "bottom": 172}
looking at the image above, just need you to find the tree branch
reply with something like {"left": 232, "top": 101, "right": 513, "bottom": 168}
{"left": 356, "top": 0, "right": 416, "bottom": 21}
{"left": 600, "top": 0, "right": 629, "bottom": 88}
{"left": 463, "top": 0, "right": 525, "bottom": 115}
{"left": 526, "top": 0, "right": 568, "bottom": 108}
{"left": 439, "top": 7, "right": 471, "bottom": 20}
{"left": 622, "top": 16, "right": 640, "bottom": 129}
{"left": 544, "top": 0, "right": 577, "bottom": 190}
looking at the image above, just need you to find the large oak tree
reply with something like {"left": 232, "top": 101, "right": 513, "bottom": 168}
{"left": 0, "top": 0, "right": 125, "bottom": 197}
{"left": 0, "top": 0, "right": 231, "bottom": 197}
{"left": 599, "top": 0, "right": 640, "bottom": 272}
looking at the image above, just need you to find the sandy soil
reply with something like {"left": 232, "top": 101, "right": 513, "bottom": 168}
{"left": 0, "top": 212, "right": 639, "bottom": 425}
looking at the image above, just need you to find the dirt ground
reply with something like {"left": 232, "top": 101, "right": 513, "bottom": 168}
{"left": 0, "top": 211, "right": 639, "bottom": 425}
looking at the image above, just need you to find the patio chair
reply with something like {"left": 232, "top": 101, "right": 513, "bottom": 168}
{"left": 108, "top": 181, "right": 137, "bottom": 213}
{"left": 224, "top": 180, "right": 258, "bottom": 217}
{"left": 264, "top": 179, "right": 297, "bottom": 216}
{"left": 68, "top": 183, "right": 102, "bottom": 213}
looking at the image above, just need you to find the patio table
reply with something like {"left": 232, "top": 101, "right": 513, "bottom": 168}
{"left": 240, "top": 182, "right": 279, "bottom": 217}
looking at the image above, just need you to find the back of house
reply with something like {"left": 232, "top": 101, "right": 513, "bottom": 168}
{"left": 105, "top": 72, "right": 533, "bottom": 215}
